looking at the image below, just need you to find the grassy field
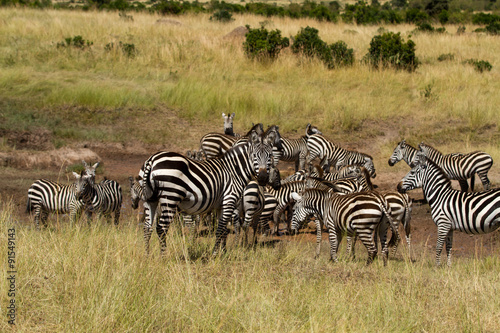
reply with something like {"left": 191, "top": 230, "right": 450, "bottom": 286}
{"left": 1, "top": 8, "right": 500, "bottom": 331}
{"left": 1, "top": 199, "right": 500, "bottom": 332}
{"left": 1, "top": 8, "right": 499, "bottom": 154}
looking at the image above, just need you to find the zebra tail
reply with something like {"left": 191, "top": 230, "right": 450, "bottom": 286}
{"left": 140, "top": 161, "right": 156, "bottom": 202}
{"left": 403, "top": 200, "right": 412, "bottom": 238}
{"left": 379, "top": 196, "right": 399, "bottom": 248}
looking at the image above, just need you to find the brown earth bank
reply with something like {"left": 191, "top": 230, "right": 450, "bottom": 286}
{"left": 1, "top": 132, "right": 500, "bottom": 262}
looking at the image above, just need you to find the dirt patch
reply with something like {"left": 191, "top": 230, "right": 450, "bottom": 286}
{"left": 0, "top": 128, "right": 54, "bottom": 150}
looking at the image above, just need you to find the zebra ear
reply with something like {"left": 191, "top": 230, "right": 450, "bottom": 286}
{"left": 128, "top": 176, "right": 134, "bottom": 185}
{"left": 92, "top": 162, "right": 99, "bottom": 169}
{"left": 222, "top": 113, "right": 226, "bottom": 118}
{"left": 72, "top": 171, "right": 80, "bottom": 179}
{"left": 291, "top": 192, "right": 302, "bottom": 201}
{"left": 231, "top": 112, "right": 235, "bottom": 118}
{"left": 400, "top": 140, "right": 406, "bottom": 147}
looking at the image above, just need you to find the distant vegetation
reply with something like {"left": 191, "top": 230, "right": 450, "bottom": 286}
{"left": 1, "top": 0, "right": 500, "bottom": 28}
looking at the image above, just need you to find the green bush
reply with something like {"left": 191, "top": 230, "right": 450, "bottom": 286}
{"left": 243, "top": 25, "right": 290, "bottom": 61}
{"left": 210, "top": 9, "right": 233, "bottom": 22}
{"left": 437, "top": 53, "right": 454, "bottom": 62}
{"left": 414, "top": 22, "right": 446, "bottom": 34}
{"left": 57, "top": 35, "right": 93, "bottom": 49}
{"left": 464, "top": 59, "right": 492, "bottom": 73}
{"left": 105, "top": 41, "right": 137, "bottom": 58}
{"left": 486, "top": 21, "right": 500, "bottom": 35}
{"left": 365, "top": 31, "right": 418, "bottom": 71}
{"left": 291, "top": 26, "right": 354, "bottom": 69}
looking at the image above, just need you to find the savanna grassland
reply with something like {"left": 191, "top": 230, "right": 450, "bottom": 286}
{"left": 1, "top": 7, "right": 500, "bottom": 332}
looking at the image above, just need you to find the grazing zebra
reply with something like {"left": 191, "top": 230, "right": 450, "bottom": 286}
{"left": 397, "top": 153, "right": 500, "bottom": 266}
{"left": 388, "top": 140, "right": 419, "bottom": 167}
{"left": 317, "top": 166, "right": 375, "bottom": 194}
{"left": 233, "top": 181, "right": 278, "bottom": 245}
{"left": 222, "top": 112, "right": 239, "bottom": 137}
{"left": 418, "top": 142, "right": 493, "bottom": 191}
{"left": 282, "top": 165, "right": 361, "bottom": 185}
{"left": 74, "top": 172, "right": 122, "bottom": 225}
{"left": 277, "top": 124, "right": 322, "bottom": 171}
{"left": 291, "top": 189, "right": 398, "bottom": 265}
{"left": 138, "top": 125, "right": 278, "bottom": 255}
{"left": 26, "top": 161, "right": 99, "bottom": 229}
{"left": 306, "top": 134, "right": 376, "bottom": 178}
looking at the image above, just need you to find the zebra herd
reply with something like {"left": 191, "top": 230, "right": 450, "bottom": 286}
{"left": 26, "top": 113, "right": 500, "bottom": 266}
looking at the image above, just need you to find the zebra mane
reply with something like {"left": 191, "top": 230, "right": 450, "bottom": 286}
{"left": 244, "top": 123, "right": 264, "bottom": 137}
{"left": 419, "top": 142, "right": 442, "bottom": 156}
{"left": 358, "top": 167, "right": 374, "bottom": 190}
{"left": 417, "top": 156, "right": 453, "bottom": 188}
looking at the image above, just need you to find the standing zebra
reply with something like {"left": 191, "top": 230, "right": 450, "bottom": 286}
{"left": 26, "top": 161, "right": 100, "bottom": 229}
{"left": 74, "top": 172, "right": 122, "bottom": 225}
{"left": 138, "top": 125, "right": 278, "bottom": 255}
{"left": 277, "top": 124, "right": 322, "bottom": 171}
{"left": 418, "top": 142, "right": 493, "bottom": 191}
{"left": 306, "top": 134, "right": 376, "bottom": 178}
{"left": 222, "top": 112, "right": 239, "bottom": 137}
{"left": 290, "top": 189, "right": 398, "bottom": 265}
{"left": 199, "top": 124, "right": 262, "bottom": 160}
{"left": 388, "top": 140, "right": 419, "bottom": 167}
{"left": 397, "top": 153, "right": 500, "bottom": 266}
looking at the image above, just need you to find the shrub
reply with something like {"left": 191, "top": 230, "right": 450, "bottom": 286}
{"left": 472, "top": 13, "right": 500, "bottom": 25}
{"left": 105, "top": 41, "right": 137, "bottom": 58}
{"left": 57, "top": 36, "right": 93, "bottom": 49}
{"left": 243, "top": 25, "right": 289, "bottom": 60}
{"left": 210, "top": 9, "right": 233, "bottom": 22}
{"left": 365, "top": 32, "right": 418, "bottom": 71}
{"left": 464, "top": 59, "right": 492, "bottom": 73}
{"left": 291, "top": 27, "right": 354, "bottom": 69}
{"left": 486, "top": 21, "right": 500, "bottom": 35}
{"left": 437, "top": 53, "right": 454, "bottom": 61}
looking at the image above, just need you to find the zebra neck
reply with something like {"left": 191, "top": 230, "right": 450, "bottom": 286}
{"left": 404, "top": 145, "right": 418, "bottom": 164}
{"left": 221, "top": 143, "right": 254, "bottom": 183}
{"left": 423, "top": 147, "right": 444, "bottom": 165}
{"left": 422, "top": 165, "right": 453, "bottom": 206}
{"left": 82, "top": 184, "right": 98, "bottom": 205}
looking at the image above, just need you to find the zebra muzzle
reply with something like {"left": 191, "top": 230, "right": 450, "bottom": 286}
{"left": 257, "top": 168, "right": 269, "bottom": 186}
{"left": 396, "top": 181, "right": 406, "bottom": 193}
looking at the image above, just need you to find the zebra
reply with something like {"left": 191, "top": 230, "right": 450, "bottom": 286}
{"left": 199, "top": 123, "right": 263, "bottom": 160}
{"left": 74, "top": 171, "right": 122, "bottom": 225}
{"left": 26, "top": 161, "right": 100, "bottom": 229}
{"left": 290, "top": 189, "right": 398, "bottom": 265}
{"left": 233, "top": 180, "right": 278, "bottom": 246}
{"left": 222, "top": 112, "right": 239, "bottom": 137}
{"left": 276, "top": 123, "right": 322, "bottom": 171}
{"left": 305, "top": 134, "right": 376, "bottom": 178}
{"left": 388, "top": 139, "right": 419, "bottom": 168}
{"left": 138, "top": 124, "right": 279, "bottom": 255}
{"left": 282, "top": 164, "right": 361, "bottom": 185}
{"left": 397, "top": 153, "right": 500, "bottom": 266}
{"left": 26, "top": 174, "right": 85, "bottom": 229}
{"left": 418, "top": 142, "right": 493, "bottom": 191}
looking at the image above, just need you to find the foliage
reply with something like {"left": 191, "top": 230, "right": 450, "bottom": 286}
{"left": 472, "top": 12, "right": 500, "bottom": 25}
{"left": 291, "top": 26, "right": 354, "bottom": 69}
{"left": 437, "top": 53, "right": 454, "bottom": 61}
{"left": 243, "top": 25, "right": 289, "bottom": 61}
{"left": 486, "top": 21, "right": 500, "bottom": 35}
{"left": 464, "top": 59, "right": 492, "bottom": 73}
{"left": 365, "top": 32, "right": 418, "bottom": 71}
{"left": 57, "top": 36, "right": 93, "bottom": 49}
{"left": 414, "top": 22, "right": 446, "bottom": 33}
{"left": 405, "top": 7, "right": 429, "bottom": 24}
{"left": 209, "top": 9, "right": 233, "bottom": 22}
{"left": 342, "top": 1, "right": 403, "bottom": 25}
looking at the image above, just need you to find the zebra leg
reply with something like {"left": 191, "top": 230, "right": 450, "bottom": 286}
{"left": 156, "top": 201, "right": 177, "bottom": 254}
{"left": 328, "top": 228, "right": 342, "bottom": 263}
{"left": 114, "top": 209, "right": 120, "bottom": 225}
{"left": 445, "top": 230, "right": 454, "bottom": 267}
{"left": 378, "top": 220, "right": 389, "bottom": 266}
{"left": 477, "top": 171, "right": 491, "bottom": 191}
{"left": 435, "top": 220, "right": 452, "bottom": 266}
{"left": 458, "top": 179, "right": 469, "bottom": 192}
{"left": 33, "top": 205, "right": 42, "bottom": 230}
{"left": 213, "top": 205, "right": 235, "bottom": 256}
{"left": 358, "top": 231, "right": 377, "bottom": 266}
{"left": 142, "top": 201, "right": 158, "bottom": 254}
{"left": 314, "top": 219, "right": 322, "bottom": 259}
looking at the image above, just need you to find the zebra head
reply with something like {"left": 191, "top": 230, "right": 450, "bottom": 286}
{"left": 222, "top": 112, "right": 236, "bottom": 136}
{"left": 397, "top": 153, "right": 427, "bottom": 193}
{"left": 129, "top": 176, "right": 141, "bottom": 209}
{"left": 290, "top": 192, "right": 311, "bottom": 233}
{"left": 249, "top": 128, "right": 274, "bottom": 186}
{"left": 82, "top": 160, "right": 99, "bottom": 183}
{"left": 339, "top": 165, "right": 362, "bottom": 178}
{"left": 305, "top": 123, "right": 322, "bottom": 137}
{"left": 74, "top": 170, "right": 93, "bottom": 201}
{"left": 269, "top": 166, "right": 282, "bottom": 190}
{"left": 363, "top": 156, "right": 376, "bottom": 178}
{"left": 388, "top": 140, "right": 407, "bottom": 166}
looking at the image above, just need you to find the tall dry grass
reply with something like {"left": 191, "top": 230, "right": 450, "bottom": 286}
{"left": 1, "top": 199, "right": 500, "bottom": 332}
{"left": 0, "top": 8, "right": 499, "bottom": 155}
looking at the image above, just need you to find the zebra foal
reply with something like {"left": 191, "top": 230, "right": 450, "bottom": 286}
{"left": 398, "top": 153, "right": 500, "bottom": 266}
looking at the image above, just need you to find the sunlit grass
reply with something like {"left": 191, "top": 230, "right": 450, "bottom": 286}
{"left": 1, "top": 199, "right": 499, "bottom": 331}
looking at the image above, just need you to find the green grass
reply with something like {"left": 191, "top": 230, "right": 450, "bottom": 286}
{"left": 1, "top": 200, "right": 500, "bottom": 331}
